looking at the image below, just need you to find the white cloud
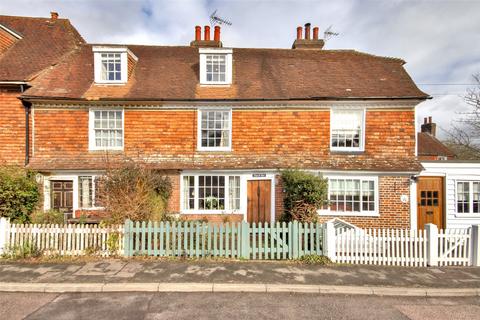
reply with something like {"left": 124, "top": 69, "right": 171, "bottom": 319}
{"left": 1, "top": 0, "right": 479, "bottom": 135}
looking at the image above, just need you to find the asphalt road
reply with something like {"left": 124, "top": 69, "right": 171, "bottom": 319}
{"left": 1, "top": 292, "right": 479, "bottom": 320}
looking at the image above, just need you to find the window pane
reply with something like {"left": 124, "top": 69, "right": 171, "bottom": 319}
{"left": 198, "top": 175, "right": 226, "bottom": 210}
{"left": 330, "top": 178, "right": 375, "bottom": 212}
{"left": 93, "top": 110, "right": 123, "bottom": 148}
{"left": 78, "top": 176, "right": 93, "bottom": 208}
{"left": 331, "top": 110, "right": 363, "bottom": 149}
{"left": 200, "top": 110, "right": 231, "bottom": 148}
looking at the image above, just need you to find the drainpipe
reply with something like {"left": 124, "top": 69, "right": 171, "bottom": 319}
{"left": 21, "top": 84, "right": 31, "bottom": 165}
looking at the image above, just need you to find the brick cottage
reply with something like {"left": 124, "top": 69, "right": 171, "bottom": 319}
{"left": 0, "top": 15, "right": 431, "bottom": 228}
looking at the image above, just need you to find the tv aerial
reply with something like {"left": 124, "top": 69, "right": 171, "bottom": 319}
{"left": 209, "top": 9, "right": 232, "bottom": 27}
{"left": 324, "top": 25, "right": 339, "bottom": 41}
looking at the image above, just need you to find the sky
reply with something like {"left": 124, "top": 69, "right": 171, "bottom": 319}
{"left": 1, "top": 0, "right": 479, "bottom": 138}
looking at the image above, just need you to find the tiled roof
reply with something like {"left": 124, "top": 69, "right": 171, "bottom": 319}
{"left": 0, "top": 15, "right": 84, "bottom": 81}
{"left": 417, "top": 132, "right": 456, "bottom": 158}
{"left": 24, "top": 44, "right": 428, "bottom": 101}
{"left": 27, "top": 153, "right": 423, "bottom": 172}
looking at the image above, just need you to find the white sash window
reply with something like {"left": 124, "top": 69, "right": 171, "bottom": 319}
{"left": 331, "top": 109, "right": 365, "bottom": 151}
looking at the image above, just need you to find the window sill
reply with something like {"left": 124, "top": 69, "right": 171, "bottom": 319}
{"left": 199, "top": 83, "right": 232, "bottom": 87}
{"left": 181, "top": 210, "right": 242, "bottom": 215}
{"left": 197, "top": 147, "right": 232, "bottom": 152}
{"left": 330, "top": 148, "right": 364, "bottom": 154}
{"left": 318, "top": 210, "right": 379, "bottom": 217}
{"left": 94, "top": 81, "right": 127, "bottom": 85}
{"left": 454, "top": 213, "right": 480, "bottom": 218}
{"left": 88, "top": 148, "right": 124, "bottom": 152}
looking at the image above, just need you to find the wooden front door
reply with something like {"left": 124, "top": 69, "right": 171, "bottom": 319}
{"left": 417, "top": 177, "right": 444, "bottom": 230}
{"left": 51, "top": 180, "right": 73, "bottom": 213}
{"left": 247, "top": 180, "right": 271, "bottom": 223}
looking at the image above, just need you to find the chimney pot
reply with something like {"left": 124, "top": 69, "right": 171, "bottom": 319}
{"left": 214, "top": 26, "right": 221, "bottom": 42}
{"left": 204, "top": 25, "right": 210, "bottom": 41}
{"left": 313, "top": 27, "right": 319, "bottom": 40}
{"left": 421, "top": 116, "right": 437, "bottom": 136}
{"left": 296, "top": 26, "right": 303, "bottom": 40}
{"left": 50, "top": 11, "right": 58, "bottom": 21}
{"left": 304, "top": 23, "right": 311, "bottom": 40}
{"left": 195, "top": 26, "right": 201, "bottom": 41}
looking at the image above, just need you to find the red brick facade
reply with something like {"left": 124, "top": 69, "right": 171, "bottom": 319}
{"left": 0, "top": 87, "right": 26, "bottom": 165}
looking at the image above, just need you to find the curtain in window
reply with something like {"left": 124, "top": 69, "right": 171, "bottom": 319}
{"left": 331, "top": 110, "right": 363, "bottom": 130}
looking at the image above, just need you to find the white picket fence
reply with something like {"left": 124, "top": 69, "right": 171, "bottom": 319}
{"left": 329, "top": 224, "right": 477, "bottom": 267}
{"left": 0, "top": 219, "right": 123, "bottom": 256}
{"left": 334, "top": 228, "right": 429, "bottom": 266}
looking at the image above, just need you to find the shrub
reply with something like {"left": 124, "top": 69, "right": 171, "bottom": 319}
{"left": 31, "top": 209, "right": 65, "bottom": 224}
{"left": 0, "top": 166, "right": 40, "bottom": 223}
{"left": 2, "top": 241, "right": 42, "bottom": 259}
{"left": 98, "top": 161, "right": 173, "bottom": 224}
{"left": 281, "top": 169, "right": 328, "bottom": 222}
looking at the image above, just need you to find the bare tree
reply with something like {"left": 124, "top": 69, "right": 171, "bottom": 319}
{"left": 445, "top": 74, "right": 480, "bottom": 159}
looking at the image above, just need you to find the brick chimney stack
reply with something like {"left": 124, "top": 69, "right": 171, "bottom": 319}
{"left": 190, "top": 25, "right": 223, "bottom": 48}
{"left": 50, "top": 12, "right": 59, "bottom": 21}
{"left": 292, "top": 23, "right": 324, "bottom": 49}
{"left": 421, "top": 116, "right": 437, "bottom": 137}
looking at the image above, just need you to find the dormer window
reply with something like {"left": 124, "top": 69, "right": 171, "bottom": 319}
{"left": 93, "top": 46, "right": 132, "bottom": 84}
{"left": 199, "top": 48, "right": 232, "bottom": 85}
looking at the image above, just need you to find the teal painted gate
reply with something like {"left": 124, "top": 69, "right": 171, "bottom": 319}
{"left": 123, "top": 220, "right": 325, "bottom": 260}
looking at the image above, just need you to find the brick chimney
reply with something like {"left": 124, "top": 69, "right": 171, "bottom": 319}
{"left": 190, "top": 25, "right": 223, "bottom": 48}
{"left": 50, "top": 12, "right": 59, "bottom": 21}
{"left": 292, "top": 23, "right": 325, "bottom": 49}
{"left": 421, "top": 116, "right": 437, "bottom": 136}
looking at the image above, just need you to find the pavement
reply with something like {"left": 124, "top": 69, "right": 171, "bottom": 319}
{"left": 0, "top": 259, "right": 479, "bottom": 296}
{"left": 1, "top": 292, "right": 480, "bottom": 320}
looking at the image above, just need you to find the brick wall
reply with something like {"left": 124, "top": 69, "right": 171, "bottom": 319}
{"left": 316, "top": 175, "right": 411, "bottom": 229}
{"left": 0, "top": 88, "right": 26, "bottom": 165}
{"left": 31, "top": 108, "right": 415, "bottom": 160}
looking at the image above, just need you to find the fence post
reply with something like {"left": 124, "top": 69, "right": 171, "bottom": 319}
{"left": 0, "top": 218, "right": 10, "bottom": 254}
{"left": 471, "top": 225, "right": 480, "bottom": 267}
{"left": 292, "top": 220, "right": 299, "bottom": 259}
{"left": 324, "top": 222, "right": 336, "bottom": 262}
{"left": 425, "top": 223, "right": 438, "bottom": 267}
{"left": 123, "top": 219, "right": 131, "bottom": 257}
{"left": 240, "top": 221, "right": 250, "bottom": 259}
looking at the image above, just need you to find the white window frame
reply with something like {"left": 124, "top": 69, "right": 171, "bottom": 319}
{"left": 330, "top": 108, "right": 366, "bottom": 152}
{"left": 197, "top": 108, "right": 232, "bottom": 151}
{"left": 78, "top": 175, "right": 104, "bottom": 210}
{"left": 455, "top": 180, "right": 480, "bottom": 216}
{"left": 199, "top": 48, "right": 233, "bottom": 85}
{"left": 93, "top": 46, "right": 128, "bottom": 84}
{"left": 180, "top": 173, "right": 245, "bottom": 214}
{"left": 319, "top": 175, "right": 379, "bottom": 217}
{"left": 88, "top": 108, "right": 125, "bottom": 151}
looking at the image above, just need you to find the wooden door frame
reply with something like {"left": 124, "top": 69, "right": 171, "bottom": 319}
{"left": 416, "top": 176, "right": 446, "bottom": 230}
{"left": 246, "top": 176, "right": 275, "bottom": 224}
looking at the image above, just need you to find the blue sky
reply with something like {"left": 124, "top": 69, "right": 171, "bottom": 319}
{"left": 2, "top": 0, "right": 479, "bottom": 138}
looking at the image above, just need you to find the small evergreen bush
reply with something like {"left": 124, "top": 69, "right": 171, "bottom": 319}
{"left": 0, "top": 166, "right": 40, "bottom": 223}
{"left": 281, "top": 169, "right": 328, "bottom": 222}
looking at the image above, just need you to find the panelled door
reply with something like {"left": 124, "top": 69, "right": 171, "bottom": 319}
{"left": 51, "top": 180, "right": 73, "bottom": 213}
{"left": 417, "top": 177, "right": 444, "bottom": 230}
{"left": 247, "top": 180, "right": 271, "bottom": 223}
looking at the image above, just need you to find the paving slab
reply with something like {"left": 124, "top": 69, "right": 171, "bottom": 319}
{"left": 158, "top": 282, "right": 213, "bottom": 292}
{"left": 266, "top": 284, "right": 320, "bottom": 293}
{"left": 213, "top": 283, "right": 266, "bottom": 292}
{"left": 44, "top": 282, "right": 103, "bottom": 293}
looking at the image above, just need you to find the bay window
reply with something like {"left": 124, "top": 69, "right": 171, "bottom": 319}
{"left": 182, "top": 175, "right": 241, "bottom": 212}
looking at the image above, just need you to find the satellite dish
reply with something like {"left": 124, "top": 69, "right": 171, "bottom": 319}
{"left": 209, "top": 9, "right": 232, "bottom": 27}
